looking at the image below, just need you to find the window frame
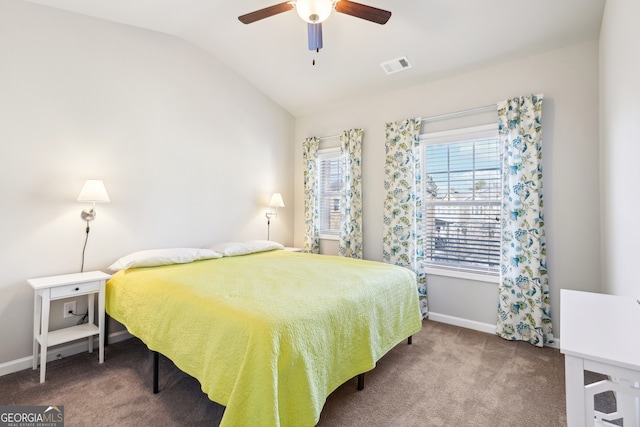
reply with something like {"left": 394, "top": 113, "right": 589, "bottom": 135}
{"left": 419, "top": 123, "right": 501, "bottom": 283}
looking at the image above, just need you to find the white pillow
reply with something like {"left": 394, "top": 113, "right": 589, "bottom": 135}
{"left": 208, "top": 240, "right": 284, "bottom": 257}
{"left": 108, "top": 248, "right": 222, "bottom": 272}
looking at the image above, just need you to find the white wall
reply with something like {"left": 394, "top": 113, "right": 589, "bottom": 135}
{"left": 0, "top": 1, "right": 294, "bottom": 365}
{"left": 294, "top": 41, "right": 601, "bottom": 338}
{"left": 599, "top": 0, "right": 640, "bottom": 298}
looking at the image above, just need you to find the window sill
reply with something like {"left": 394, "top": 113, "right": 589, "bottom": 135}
{"left": 423, "top": 267, "right": 499, "bottom": 284}
{"left": 319, "top": 234, "right": 339, "bottom": 241}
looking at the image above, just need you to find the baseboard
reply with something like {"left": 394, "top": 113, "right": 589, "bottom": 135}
{"left": 428, "top": 312, "right": 497, "bottom": 334}
{"left": 427, "top": 312, "right": 560, "bottom": 350}
{"left": 0, "top": 330, "right": 133, "bottom": 377}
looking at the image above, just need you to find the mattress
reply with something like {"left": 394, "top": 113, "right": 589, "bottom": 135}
{"left": 106, "top": 249, "right": 422, "bottom": 427}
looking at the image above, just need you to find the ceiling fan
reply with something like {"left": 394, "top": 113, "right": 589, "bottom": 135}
{"left": 238, "top": 0, "right": 391, "bottom": 52}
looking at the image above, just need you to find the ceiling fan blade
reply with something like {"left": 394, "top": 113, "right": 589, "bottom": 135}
{"left": 335, "top": 0, "right": 391, "bottom": 25}
{"left": 308, "top": 23, "right": 323, "bottom": 51}
{"left": 238, "top": 2, "right": 294, "bottom": 24}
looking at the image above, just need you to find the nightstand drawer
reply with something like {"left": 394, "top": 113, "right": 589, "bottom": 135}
{"left": 50, "top": 281, "right": 100, "bottom": 299}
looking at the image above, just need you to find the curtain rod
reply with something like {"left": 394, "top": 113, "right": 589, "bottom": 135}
{"left": 420, "top": 104, "right": 497, "bottom": 123}
{"left": 422, "top": 94, "right": 544, "bottom": 123}
{"left": 315, "top": 95, "right": 544, "bottom": 138}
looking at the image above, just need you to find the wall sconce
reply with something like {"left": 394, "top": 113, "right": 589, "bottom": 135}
{"left": 77, "top": 179, "right": 110, "bottom": 272}
{"left": 265, "top": 193, "right": 285, "bottom": 240}
{"left": 77, "top": 179, "right": 110, "bottom": 221}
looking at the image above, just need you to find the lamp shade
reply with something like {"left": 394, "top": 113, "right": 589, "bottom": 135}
{"left": 77, "top": 180, "right": 110, "bottom": 203}
{"left": 296, "top": 0, "right": 333, "bottom": 23}
{"left": 268, "top": 193, "right": 285, "bottom": 208}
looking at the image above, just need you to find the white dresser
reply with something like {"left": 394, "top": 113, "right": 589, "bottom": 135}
{"left": 561, "top": 289, "right": 640, "bottom": 426}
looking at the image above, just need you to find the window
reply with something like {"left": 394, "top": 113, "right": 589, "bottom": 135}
{"left": 420, "top": 124, "right": 501, "bottom": 276}
{"left": 318, "top": 147, "right": 343, "bottom": 238}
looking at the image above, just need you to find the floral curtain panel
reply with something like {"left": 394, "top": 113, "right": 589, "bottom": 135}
{"left": 302, "top": 136, "right": 320, "bottom": 254}
{"left": 383, "top": 118, "right": 428, "bottom": 318}
{"left": 338, "top": 129, "right": 364, "bottom": 259}
{"left": 496, "top": 94, "right": 554, "bottom": 347}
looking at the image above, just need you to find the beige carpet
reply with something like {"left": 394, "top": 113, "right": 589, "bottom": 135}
{"left": 0, "top": 320, "right": 612, "bottom": 426}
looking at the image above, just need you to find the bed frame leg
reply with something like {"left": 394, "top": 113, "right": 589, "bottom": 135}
{"left": 357, "top": 373, "right": 365, "bottom": 391}
{"left": 152, "top": 351, "right": 159, "bottom": 394}
{"left": 408, "top": 335, "right": 412, "bottom": 345}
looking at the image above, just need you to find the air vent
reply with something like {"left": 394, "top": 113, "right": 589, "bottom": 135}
{"left": 380, "top": 56, "right": 412, "bottom": 75}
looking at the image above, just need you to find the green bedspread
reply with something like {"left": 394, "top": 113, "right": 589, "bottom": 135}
{"left": 106, "top": 250, "right": 422, "bottom": 427}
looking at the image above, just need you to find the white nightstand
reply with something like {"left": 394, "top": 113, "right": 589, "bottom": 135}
{"left": 28, "top": 270, "right": 111, "bottom": 383}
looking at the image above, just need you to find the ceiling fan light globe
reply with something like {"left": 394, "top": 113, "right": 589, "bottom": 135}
{"left": 296, "top": 0, "right": 333, "bottom": 23}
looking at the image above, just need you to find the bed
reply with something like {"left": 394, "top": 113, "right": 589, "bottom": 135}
{"left": 105, "top": 245, "right": 422, "bottom": 427}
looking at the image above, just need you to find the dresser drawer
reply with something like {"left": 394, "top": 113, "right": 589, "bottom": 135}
{"left": 50, "top": 281, "right": 100, "bottom": 299}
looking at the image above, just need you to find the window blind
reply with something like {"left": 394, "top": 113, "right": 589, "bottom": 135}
{"left": 422, "top": 128, "right": 501, "bottom": 273}
{"left": 317, "top": 149, "right": 343, "bottom": 235}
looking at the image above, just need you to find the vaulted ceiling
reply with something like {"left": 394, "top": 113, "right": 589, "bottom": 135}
{"left": 23, "top": 0, "right": 605, "bottom": 116}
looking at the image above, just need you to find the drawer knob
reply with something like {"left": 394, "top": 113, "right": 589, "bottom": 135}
{"left": 75, "top": 287, "right": 80, "bottom": 291}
